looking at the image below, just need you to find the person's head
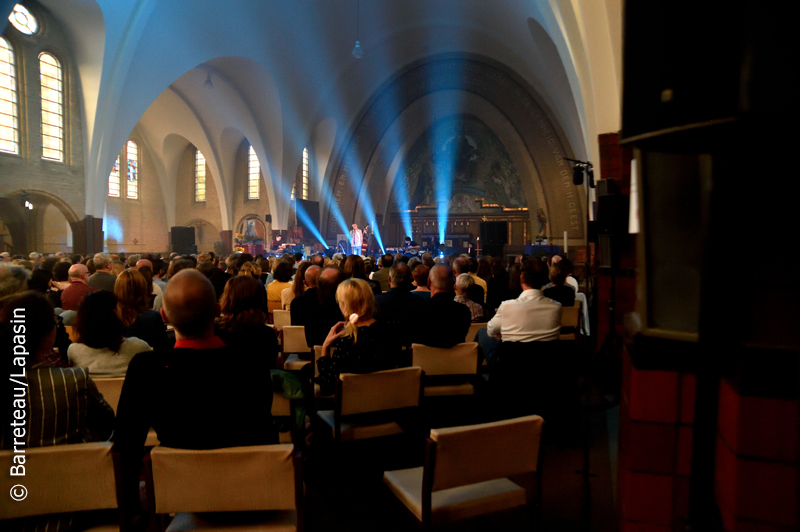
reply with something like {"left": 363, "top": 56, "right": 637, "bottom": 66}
{"left": 509, "top": 264, "right": 522, "bottom": 291}
{"left": 114, "top": 269, "right": 150, "bottom": 327}
{"left": 317, "top": 266, "right": 345, "bottom": 304}
{"left": 28, "top": 252, "right": 41, "bottom": 263}
{"left": 28, "top": 269, "right": 51, "bottom": 293}
{"left": 421, "top": 252, "right": 434, "bottom": 268}
{"left": 521, "top": 267, "right": 550, "bottom": 290}
{"left": 293, "top": 261, "right": 311, "bottom": 297}
{"left": 467, "top": 257, "right": 479, "bottom": 274}
{"left": 429, "top": 264, "right": 455, "bottom": 295}
{"left": 167, "top": 259, "right": 195, "bottom": 280}
{"left": 380, "top": 254, "right": 393, "bottom": 269}
{"left": 218, "top": 274, "right": 266, "bottom": 332}
{"left": 236, "top": 253, "right": 255, "bottom": 270}
{"left": 68, "top": 264, "right": 90, "bottom": 284}
{"left": 453, "top": 257, "right": 469, "bottom": 276}
{"left": 476, "top": 258, "right": 491, "bottom": 279}
{"left": 491, "top": 259, "right": 507, "bottom": 279}
{"left": 342, "top": 255, "right": 368, "bottom": 280}
{"left": 389, "top": 262, "right": 412, "bottom": 290}
{"left": 0, "top": 266, "right": 30, "bottom": 298}
{"left": 273, "top": 260, "right": 293, "bottom": 283}
{"left": 93, "top": 252, "right": 112, "bottom": 272}
{"left": 257, "top": 258, "right": 270, "bottom": 274}
{"left": 294, "top": 252, "right": 303, "bottom": 263}
{"left": 238, "top": 261, "right": 262, "bottom": 280}
{"left": 335, "top": 278, "right": 375, "bottom": 342}
{"left": 0, "top": 291, "right": 56, "bottom": 363}
{"left": 135, "top": 259, "right": 153, "bottom": 271}
{"left": 560, "top": 258, "right": 574, "bottom": 276}
{"left": 196, "top": 260, "right": 218, "bottom": 280}
{"left": 225, "top": 253, "right": 241, "bottom": 275}
{"left": 40, "top": 256, "right": 59, "bottom": 273}
{"left": 162, "top": 269, "right": 220, "bottom": 339}
{"left": 138, "top": 266, "right": 154, "bottom": 292}
{"left": 550, "top": 255, "right": 563, "bottom": 268}
{"left": 549, "top": 263, "right": 567, "bottom": 286}
{"left": 126, "top": 254, "right": 141, "bottom": 269}
{"left": 53, "top": 261, "right": 70, "bottom": 283}
{"left": 111, "top": 261, "right": 125, "bottom": 277}
{"left": 13, "top": 259, "right": 34, "bottom": 272}
{"left": 310, "top": 254, "right": 325, "bottom": 267}
{"left": 407, "top": 257, "right": 420, "bottom": 271}
{"left": 455, "top": 273, "right": 474, "bottom": 296}
{"left": 74, "top": 290, "right": 124, "bottom": 352}
{"left": 305, "top": 265, "right": 321, "bottom": 288}
{"left": 412, "top": 264, "right": 430, "bottom": 289}
{"left": 197, "top": 252, "right": 212, "bottom": 263}
{"left": 0, "top": 251, "right": 10, "bottom": 262}
{"left": 404, "top": 236, "right": 411, "bottom": 243}
{"left": 351, "top": 223, "right": 358, "bottom": 230}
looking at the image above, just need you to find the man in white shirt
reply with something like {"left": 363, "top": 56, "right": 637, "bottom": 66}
{"left": 478, "top": 267, "right": 561, "bottom": 365}
{"left": 350, "top": 223, "right": 363, "bottom": 255}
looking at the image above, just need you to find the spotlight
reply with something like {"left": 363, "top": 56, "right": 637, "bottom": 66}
{"left": 24, "top": 201, "right": 33, "bottom": 210}
{"left": 572, "top": 165, "right": 584, "bottom": 186}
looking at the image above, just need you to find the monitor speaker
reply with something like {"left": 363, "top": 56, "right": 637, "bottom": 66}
{"left": 171, "top": 226, "right": 196, "bottom": 255}
{"left": 480, "top": 221, "right": 507, "bottom": 245}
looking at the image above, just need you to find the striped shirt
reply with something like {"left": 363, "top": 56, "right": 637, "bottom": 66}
{"left": 454, "top": 295, "right": 484, "bottom": 323}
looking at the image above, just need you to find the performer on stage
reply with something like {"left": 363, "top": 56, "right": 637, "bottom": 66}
{"left": 403, "top": 236, "right": 420, "bottom": 254}
{"left": 350, "top": 223, "right": 363, "bottom": 255}
{"left": 271, "top": 234, "right": 283, "bottom": 250}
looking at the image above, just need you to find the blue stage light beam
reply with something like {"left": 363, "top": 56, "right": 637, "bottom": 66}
{"left": 294, "top": 200, "right": 328, "bottom": 249}
{"left": 392, "top": 163, "right": 414, "bottom": 240}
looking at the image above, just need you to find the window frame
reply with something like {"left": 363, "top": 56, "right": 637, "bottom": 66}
{"left": 38, "top": 50, "right": 65, "bottom": 163}
{"left": 125, "top": 140, "right": 139, "bottom": 200}
{"left": 302, "top": 147, "right": 309, "bottom": 200}
{"left": 0, "top": 36, "right": 20, "bottom": 156}
{"left": 247, "top": 145, "right": 260, "bottom": 200}
{"left": 195, "top": 149, "right": 207, "bottom": 203}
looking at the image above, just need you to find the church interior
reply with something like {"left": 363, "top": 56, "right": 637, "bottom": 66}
{"left": 1, "top": 1, "right": 798, "bottom": 531}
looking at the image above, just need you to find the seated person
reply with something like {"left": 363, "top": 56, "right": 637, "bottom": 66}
{"left": 114, "top": 270, "right": 276, "bottom": 514}
{"left": 305, "top": 266, "right": 345, "bottom": 348}
{"left": 115, "top": 269, "right": 168, "bottom": 349}
{"left": 215, "top": 275, "right": 279, "bottom": 368}
{"left": 412, "top": 264, "right": 471, "bottom": 348}
{"left": 543, "top": 263, "right": 575, "bottom": 308}
{"left": 1, "top": 291, "right": 115, "bottom": 532}
{"left": 68, "top": 291, "right": 152, "bottom": 377}
{"left": 454, "top": 274, "right": 484, "bottom": 323}
{"left": 315, "top": 278, "right": 399, "bottom": 396}
{"left": 266, "top": 260, "right": 293, "bottom": 302}
{"left": 410, "top": 264, "right": 431, "bottom": 300}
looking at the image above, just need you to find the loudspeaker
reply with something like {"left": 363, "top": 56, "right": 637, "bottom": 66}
{"left": 622, "top": 2, "right": 746, "bottom": 139}
{"left": 480, "top": 222, "right": 507, "bottom": 245}
{"left": 295, "top": 199, "right": 320, "bottom": 236}
{"left": 171, "top": 226, "right": 196, "bottom": 255}
{"left": 481, "top": 244, "right": 504, "bottom": 258}
{"left": 265, "top": 214, "right": 272, "bottom": 223}
{"left": 597, "top": 195, "right": 629, "bottom": 236}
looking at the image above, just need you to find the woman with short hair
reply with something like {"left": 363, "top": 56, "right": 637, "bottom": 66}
{"left": 115, "top": 269, "right": 168, "bottom": 348}
{"left": 216, "top": 275, "right": 279, "bottom": 368}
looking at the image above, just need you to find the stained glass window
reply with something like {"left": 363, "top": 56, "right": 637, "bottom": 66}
{"left": 0, "top": 38, "right": 19, "bottom": 155}
{"left": 8, "top": 5, "right": 38, "bottom": 35}
{"left": 248, "top": 145, "right": 260, "bottom": 200}
{"left": 108, "top": 156, "right": 120, "bottom": 197}
{"left": 39, "top": 53, "right": 63, "bottom": 162}
{"left": 302, "top": 147, "right": 309, "bottom": 200}
{"left": 195, "top": 150, "right": 206, "bottom": 202}
{"left": 126, "top": 141, "right": 138, "bottom": 199}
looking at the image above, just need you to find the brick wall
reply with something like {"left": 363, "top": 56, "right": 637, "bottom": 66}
{"left": 174, "top": 145, "right": 222, "bottom": 252}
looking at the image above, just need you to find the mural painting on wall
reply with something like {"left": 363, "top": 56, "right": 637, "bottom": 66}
{"left": 400, "top": 116, "right": 526, "bottom": 213}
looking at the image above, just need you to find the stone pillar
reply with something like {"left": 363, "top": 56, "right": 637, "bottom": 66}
{"left": 219, "top": 230, "right": 233, "bottom": 256}
{"left": 70, "top": 216, "right": 104, "bottom": 255}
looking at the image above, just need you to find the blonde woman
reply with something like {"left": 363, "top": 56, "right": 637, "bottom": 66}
{"left": 314, "top": 278, "right": 399, "bottom": 396}
{"left": 238, "top": 261, "right": 262, "bottom": 280}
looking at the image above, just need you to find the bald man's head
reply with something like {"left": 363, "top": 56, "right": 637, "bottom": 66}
{"left": 68, "top": 264, "right": 90, "bottom": 283}
{"left": 136, "top": 259, "right": 153, "bottom": 270}
{"left": 317, "top": 266, "right": 345, "bottom": 303}
{"left": 162, "top": 269, "right": 219, "bottom": 339}
{"left": 305, "top": 265, "right": 321, "bottom": 288}
{"left": 429, "top": 264, "right": 454, "bottom": 295}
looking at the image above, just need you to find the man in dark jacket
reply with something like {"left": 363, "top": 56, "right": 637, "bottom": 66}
{"left": 291, "top": 265, "right": 321, "bottom": 326}
{"left": 412, "top": 264, "right": 471, "bottom": 348}
{"left": 304, "top": 266, "right": 345, "bottom": 348}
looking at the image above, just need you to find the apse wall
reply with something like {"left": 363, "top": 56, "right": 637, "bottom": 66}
{"left": 230, "top": 138, "right": 273, "bottom": 241}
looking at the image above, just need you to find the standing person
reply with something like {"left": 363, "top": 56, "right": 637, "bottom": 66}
{"left": 350, "top": 223, "right": 363, "bottom": 255}
{"left": 87, "top": 252, "right": 117, "bottom": 292}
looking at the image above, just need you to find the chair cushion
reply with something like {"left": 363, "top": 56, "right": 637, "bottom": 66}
{"left": 283, "top": 354, "right": 310, "bottom": 371}
{"left": 316, "top": 410, "right": 404, "bottom": 442}
{"left": 424, "top": 383, "right": 475, "bottom": 397}
{"left": 165, "top": 510, "right": 296, "bottom": 531}
{"left": 383, "top": 467, "right": 527, "bottom": 524}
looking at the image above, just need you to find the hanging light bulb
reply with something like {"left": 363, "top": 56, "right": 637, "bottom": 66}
{"left": 203, "top": 73, "right": 213, "bottom": 89}
{"left": 352, "top": 0, "right": 364, "bottom": 59}
{"left": 352, "top": 40, "right": 364, "bottom": 59}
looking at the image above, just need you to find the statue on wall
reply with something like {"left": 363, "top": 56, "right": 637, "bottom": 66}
{"left": 536, "top": 208, "right": 547, "bottom": 238}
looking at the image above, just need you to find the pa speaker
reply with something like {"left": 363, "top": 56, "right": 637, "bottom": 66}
{"left": 171, "top": 226, "right": 196, "bottom": 255}
{"left": 265, "top": 214, "right": 272, "bottom": 223}
{"left": 597, "top": 195, "right": 629, "bottom": 236}
{"left": 480, "top": 221, "right": 507, "bottom": 245}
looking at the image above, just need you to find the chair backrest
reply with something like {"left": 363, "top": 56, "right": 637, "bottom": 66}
{"left": 272, "top": 391, "right": 291, "bottom": 417}
{"left": 273, "top": 310, "right": 291, "bottom": 332}
{"left": 411, "top": 343, "right": 479, "bottom": 376}
{"left": 339, "top": 366, "right": 422, "bottom": 416}
{"left": 282, "top": 326, "right": 310, "bottom": 354}
{"left": 0, "top": 442, "right": 118, "bottom": 519}
{"left": 149, "top": 444, "right": 297, "bottom": 514}
{"left": 561, "top": 305, "right": 580, "bottom": 328}
{"left": 267, "top": 301, "right": 282, "bottom": 314}
{"left": 93, "top": 377, "right": 126, "bottom": 414}
{"left": 464, "top": 322, "right": 487, "bottom": 343}
{"left": 429, "top": 415, "right": 544, "bottom": 491}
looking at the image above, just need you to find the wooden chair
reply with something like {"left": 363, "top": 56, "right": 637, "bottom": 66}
{"left": 464, "top": 322, "right": 487, "bottom": 343}
{"left": 267, "top": 300, "right": 282, "bottom": 324}
{"left": 282, "top": 326, "right": 313, "bottom": 370}
{"left": 273, "top": 309, "right": 291, "bottom": 333}
{"left": 315, "top": 366, "right": 423, "bottom": 443}
{"left": 559, "top": 300, "right": 581, "bottom": 341}
{"left": 383, "top": 415, "right": 544, "bottom": 531}
{"left": 312, "top": 345, "right": 334, "bottom": 400}
{"left": 411, "top": 342, "right": 480, "bottom": 397}
{"left": 0, "top": 442, "right": 128, "bottom": 531}
{"left": 144, "top": 444, "right": 303, "bottom": 531}
{"left": 272, "top": 391, "right": 297, "bottom": 444}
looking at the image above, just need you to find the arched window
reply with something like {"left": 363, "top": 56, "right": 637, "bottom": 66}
{"left": 8, "top": 5, "right": 38, "bottom": 35}
{"left": 39, "top": 52, "right": 63, "bottom": 162}
{"left": 291, "top": 182, "right": 296, "bottom": 201}
{"left": 195, "top": 150, "right": 206, "bottom": 202}
{"left": 302, "top": 147, "right": 309, "bottom": 200}
{"left": 0, "top": 37, "right": 19, "bottom": 155}
{"left": 248, "top": 145, "right": 260, "bottom": 200}
{"left": 108, "top": 156, "right": 120, "bottom": 197}
{"left": 126, "top": 141, "right": 138, "bottom": 199}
